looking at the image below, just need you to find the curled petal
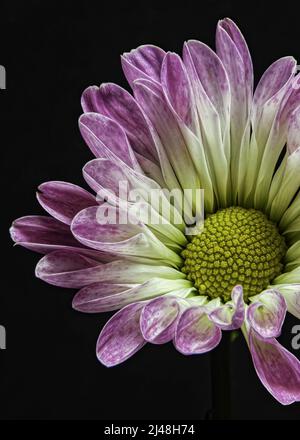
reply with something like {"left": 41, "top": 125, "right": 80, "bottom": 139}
{"left": 96, "top": 302, "right": 146, "bottom": 367}
{"left": 248, "top": 329, "right": 300, "bottom": 405}
{"left": 140, "top": 296, "right": 181, "bottom": 344}
{"left": 37, "top": 181, "right": 95, "bottom": 225}
{"left": 209, "top": 285, "right": 245, "bottom": 330}
{"left": 247, "top": 290, "right": 286, "bottom": 338}
{"left": 275, "top": 284, "right": 300, "bottom": 319}
{"left": 121, "top": 45, "right": 165, "bottom": 88}
{"left": 174, "top": 306, "right": 222, "bottom": 355}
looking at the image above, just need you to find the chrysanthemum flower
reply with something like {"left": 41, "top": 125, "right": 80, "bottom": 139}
{"left": 10, "top": 18, "right": 300, "bottom": 405}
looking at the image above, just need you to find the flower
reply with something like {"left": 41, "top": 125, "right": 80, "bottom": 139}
{"left": 10, "top": 18, "right": 300, "bottom": 405}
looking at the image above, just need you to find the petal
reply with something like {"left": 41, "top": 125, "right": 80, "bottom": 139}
{"left": 285, "top": 241, "right": 300, "bottom": 263}
{"left": 274, "top": 267, "right": 300, "bottom": 284}
{"left": 287, "top": 105, "right": 300, "bottom": 154}
{"left": 133, "top": 78, "right": 201, "bottom": 215}
{"left": 248, "top": 330, "right": 300, "bottom": 405}
{"left": 182, "top": 40, "right": 230, "bottom": 206}
{"left": 79, "top": 112, "right": 141, "bottom": 171}
{"left": 10, "top": 215, "right": 108, "bottom": 259}
{"left": 96, "top": 302, "right": 146, "bottom": 367}
{"left": 183, "top": 40, "right": 230, "bottom": 134}
{"left": 274, "top": 284, "right": 300, "bottom": 319}
{"left": 252, "top": 57, "right": 297, "bottom": 146}
{"left": 37, "top": 181, "right": 95, "bottom": 225}
{"left": 279, "top": 192, "right": 300, "bottom": 231}
{"left": 35, "top": 251, "right": 105, "bottom": 288}
{"left": 269, "top": 147, "right": 300, "bottom": 222}
{"left": 216, "top": 19, "right": 254, "bottom": 202}
{"left": 216, "top": 19, "right": 253, "bottom": 150}
{"left": 81, "top": 85, "right": 102, "bottom": 113}
{"left": 217, "top": 18, "right": 253, "bottom": 97}
{"left": 121, "top": 45, "right": 165, "bottom": 88}
{"left": 83, "top": 158, "right": 187, "bottom": 247}
{"left": 72, "top": 278, "right": 190, "bottom": 313}
{"left": 209, "top": 285, "right": 245, "bottom": 330}
{"left": 161, "top": 52, "right": 195, "bottom": 128}
{"left": 36, "top": 251, "right": 185, "bottom": 288}
{"left": 82, "top": 83, "right": 158, "bottom": 162}
{"left": 254, "top": 75, "right": 300, "bottom": 210}
{"left": 174, "top": 306, "right": 222, "bottom": 355}
{"left": 10, "top": 215, "right": 80, "bottom": 251}
{"left": 71, "top": 204, "right": 182, "bottom": 266}
{"left": 140, "top": 296, "right": 181, "bottom": 344}
{"left": 247, "top": 290, "right": 287, "bottom": 338}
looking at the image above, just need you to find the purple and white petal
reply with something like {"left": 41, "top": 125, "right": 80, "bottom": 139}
{"left": 174, "top": 306, "right": 222, "bottom": 355}
{"left": 248, "top": 329, "right": 300, "bottom": 405}
{"left": 96, "top": 302, "right": 146, "bottom": 367}
{"left": 37, "top": 181, "right": 95, "bottom": 225}
{"left": 72, "top": 278, "right": 190, "bottom": 313}
{"left": 83, "top": 158, "right": 187, "bottom": 247}
{"left": 10, "top": 216, "right": 81, "bottom": 252}
{"left": 96, "top": 83, "right": 158, "bottom": 161}
{"left": 79, "top": 112, "right": 141, "bottom": 171}
{"left": 209, "top": 285, "right": 245, "bottom": 330}
{"left": 254, "top": 74, "right": 300, "bottom": 210}
{"left": 247, "top": 290, "right": 287, "bottom": 338}
{"left": 269, "top": 146, "right": 300, "bottom": 221}
{"left": 71, "top": 206, "right": 181, "bottom": 265}
{"left": 161, "top": 52, "right": 195, "bottom": 129}
{"left": 140, "top": 296, "right": 182, "bottom": 344}
{"left": 121, "top": 45, "right": 165, "bottom": 88}
{"left": 287, "top": 105, "right": 300, "bottom": 154}
{"left": 252, "top": 57, "right": 297, "bottom": 146}
{"left": 35, "top": 251, "right": 108, "bottom": 288}
{"left": 274, "top": 284, "right": 300, "bottom": 319}
{"left": 183, "top": 40, "right": 230, "bottom": 206}
{"left": 36, "top": 252, "right": 184, "bottom": 288}
{"left": 183, "top": 40, "right": 230, "bottom": 135}
{"left": 216, "top": 18, "right": 253, "bottom": 150}
{"left": 81, "top": 86, "right": 103, "bottom": 113}
{"left": 133, "top": 78, "right": 201, "bottom": 216}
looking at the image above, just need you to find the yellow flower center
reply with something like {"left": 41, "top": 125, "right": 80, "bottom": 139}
{"left": 181, "top": 207, "right": 286, "bottom": 302}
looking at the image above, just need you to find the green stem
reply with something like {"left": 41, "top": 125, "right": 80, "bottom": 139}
{"left": 210, "top": 331, "right": 232, "bottom": 420}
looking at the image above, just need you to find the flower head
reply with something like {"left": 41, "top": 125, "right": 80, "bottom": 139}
{"left": 10, "top": 18, "right": 300, "bottom": 405}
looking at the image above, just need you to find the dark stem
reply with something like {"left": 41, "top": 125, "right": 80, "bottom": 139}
{"left": 209, "top": 331, "right": 232, "bottom": 420}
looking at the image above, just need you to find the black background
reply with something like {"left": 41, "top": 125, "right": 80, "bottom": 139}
{"left": 1, "top": 0, "right": 300, "bottom": 420}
